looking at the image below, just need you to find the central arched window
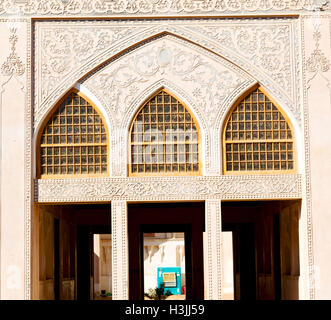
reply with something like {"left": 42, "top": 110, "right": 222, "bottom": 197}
{"left": 129, "top": 89, "right": 200, "bottom": 176}
{"left": 38, "top": 90, "right": 108, "bottom": 178}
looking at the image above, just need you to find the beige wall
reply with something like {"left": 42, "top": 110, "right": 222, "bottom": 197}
{"left": 93, "top": 234, "right": 112, "bottom": 297}
{"left": 222, "top": 231, "right": 234, "bottom": 300}
{"left": 304, "top": 15, "right": 331, "bottom": 300}
{"left": 34, "top": 205, "right": 76, "bottom": 300}
{"left": 143, "top": 234, "right": 185, "bottom": 293}
{"left": 0, "top": 21, "right": 27, "bottom": 300}
{"left": 38, "top": 206, "right": 55, "bottom": 300}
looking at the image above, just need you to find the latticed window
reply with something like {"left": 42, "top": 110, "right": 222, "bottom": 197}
{"left": 39, "top": 90, "right": 108, "bottom": 178}
{"left": 223, "top": 87, "right": 295, "bottom": 174}
{"left": 130, "top": 89, "right": 200, "bottom": 176}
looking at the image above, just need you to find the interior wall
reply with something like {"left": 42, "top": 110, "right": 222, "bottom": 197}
{"left": 143, "top": 233, "right": 185, "bottom": 293}
{"left": 222, "top": 231, "right": 234, "bottom": 300}
{"left": 38, "top": 205, "right": 55, "bottom": 300}
{"left": 222, "top": 200, "right": 300, "bottom": 300}
{"left": 35, "top": 204, "right": 112, "bottom": 300}
{"left": 97, "top": 234, "right": 112, "bottom": 296}
{"left": 37, "top": 205, "right": 76, "bottom": 300}
{"left": 279, "top": 201, "right": 300, "bottom": 300}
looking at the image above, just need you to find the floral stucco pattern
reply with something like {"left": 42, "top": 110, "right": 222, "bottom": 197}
{"left": 1, "top": 28, "right": 25, "bottom": 79}
{"left": 0, "top": 0, "right": 329, "bottom": 16}
{"left": 36, "top": 174, "right": 302, "bottom": 202}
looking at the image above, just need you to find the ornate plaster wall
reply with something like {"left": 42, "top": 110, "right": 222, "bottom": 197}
{"left": 0, "top": 0, "right": 329, "bottom": 16}
{"left": 0, "top": 4, "right": 330, "bottom": 300}
{"left": 30, "top": 16, "right": 308, "bottom": 301}
{"left": 32, "top": 18, "right": 303, "bottom": 178}
{"left": 33, "top": 19, "right": 302, "bottom": 129}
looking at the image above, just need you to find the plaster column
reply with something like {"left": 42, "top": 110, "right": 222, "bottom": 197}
{"left": 204, "top": 199, "right": 222, "bottom": 300}
{"left": 111, "top": 200, "right": 129, "bottom": 300}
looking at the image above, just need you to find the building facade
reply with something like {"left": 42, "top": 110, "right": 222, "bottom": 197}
{"left": 0, "top": 0, "right": 330, "bottom": 300}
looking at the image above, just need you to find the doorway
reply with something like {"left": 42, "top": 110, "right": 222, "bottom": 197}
{"left": 143, "top": 232, "right": 186, "bottom": 300}
{"left": 35, "top": 204, "right": 112, "bottom": 300}
{"left": 128, "top": 202, "right": 205, "bottom": 300}
{"left": 222, "top": 200, "right": 300, "bottom": 300}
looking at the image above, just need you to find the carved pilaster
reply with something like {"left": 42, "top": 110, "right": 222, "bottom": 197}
{"left": 204, "top": 199, "right": 222, "bottom": 300}
{"left": 111, "top": 200, "right": 129, "bottom": 300}
{"left": 205, "top": 128, "right": 221, "bottom": 175}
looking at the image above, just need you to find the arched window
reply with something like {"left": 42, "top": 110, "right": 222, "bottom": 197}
{"left": 38, "top": 90, "right": 108, "bottom": 178}
{"left": 129, "top": 89, "right": 200, "bottom": 176}
{"left": 223, "top": 87, "right": 295, "bottom": 174}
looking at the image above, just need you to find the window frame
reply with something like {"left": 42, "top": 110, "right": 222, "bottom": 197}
{"left": 128, "top": 88, "right": 202, "bottom": 177}
{"left": 37, "top": 88, "right": 109, "bottom": 179}
{"left": 222, "top": 85, "right": 297, "bottom": 175}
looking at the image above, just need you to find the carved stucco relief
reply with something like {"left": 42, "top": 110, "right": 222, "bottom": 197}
{"left": 82, "top": 35, "right": 254, "bottom": 175}
{"left": 111, "top": 200, "right": 128, "bottom": 300}
{"left": 85, "top": 36, "right": 252, "bottom": 127}
{"left": 38, "top": 26, "right": 135, "bottom": 102}
{"left": 0, "top": 0, "right": 329, "bottom": 16}
{"left": 1, "top": 28, "right": 25, "bottom": 80}
{"left": 33, "top": 19, "right": 301, "bottom": 131}
{"left": 34, "top": 21, "right": 150, "bottom": 123}
{"left": 35, "top": 174, "right": 302, "bottom": 203}
{"left": 205, "top": 200, "right": 222, "bottom": 300}
{"left": 184, "top": 20, "right": 302, "bottom": 125}
{"left": 305, "top": 18, "right": 331, "bottom": 88}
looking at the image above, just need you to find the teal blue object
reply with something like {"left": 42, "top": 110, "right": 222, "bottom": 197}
{"left": 157, "top": 267, "right": 181, "bottom": 295}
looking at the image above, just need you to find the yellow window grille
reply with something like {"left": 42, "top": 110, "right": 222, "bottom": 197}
{"left": 130, "top": 89, "right": 200, "bottom": 176}
{"left": 223, "top": 87, "right": 295, "bottom": 174}
{"left": 39, "top": 90, "right": 108, "bottom": 178}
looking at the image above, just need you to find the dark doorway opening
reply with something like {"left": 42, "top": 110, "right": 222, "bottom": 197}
{"left": 36, "top": 204, "right": 111, "bottom": 300}
{"left": 54, "top": 218, "right": 60, "bottom": 300}
{"left": 128, "top": 202, "right": 205, "bottom": 300}
{"left": 222, "top": 200, "right": 300, "bottom": 300}
{"left": 74, "top": 206, "right": 112, "bottom": 300}
{"left": 223, "top": 223, "right": 256, "bottom": 300}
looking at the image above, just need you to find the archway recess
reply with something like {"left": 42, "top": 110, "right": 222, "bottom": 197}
{"left": 222, "top": 85, "right": 297, "bottom": 175}
{"left": 37, "top": 89, "right": 109, "bottom": 178}
{"left": 129, "top": 88, "right": 201, "bottom": 176}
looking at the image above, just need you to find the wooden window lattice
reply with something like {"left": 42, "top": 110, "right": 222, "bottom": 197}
{"left": 130, "top": 90, "right": 200, "bottom": 175}
{"left": 39, "top": 91, "right": 108, "bottom": 177}
{"left": 224, "top": 87, "right": 295, "bottom": 173}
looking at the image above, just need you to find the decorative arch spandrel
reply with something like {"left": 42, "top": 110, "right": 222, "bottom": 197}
{"left": 83, "top": 35, "right": 253, "bottom": 127}
{"left": 34, "top": 19, "right": 300, "bottom": 130}
{"left": 81, "top": 35, "right": 254, "bottom": 176}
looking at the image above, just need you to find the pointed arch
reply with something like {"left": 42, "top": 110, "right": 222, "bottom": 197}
{"left": 37, "top": 89, "right": 109, "bottom": 178}
{"left": 129, "top": 88, "right": 201, "bottom": 176}
{"left": 36, "top": 28, "right": 257, "bottom": 130}
{"left": 222, "top": 85, "right": 297, "bottom": 174}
